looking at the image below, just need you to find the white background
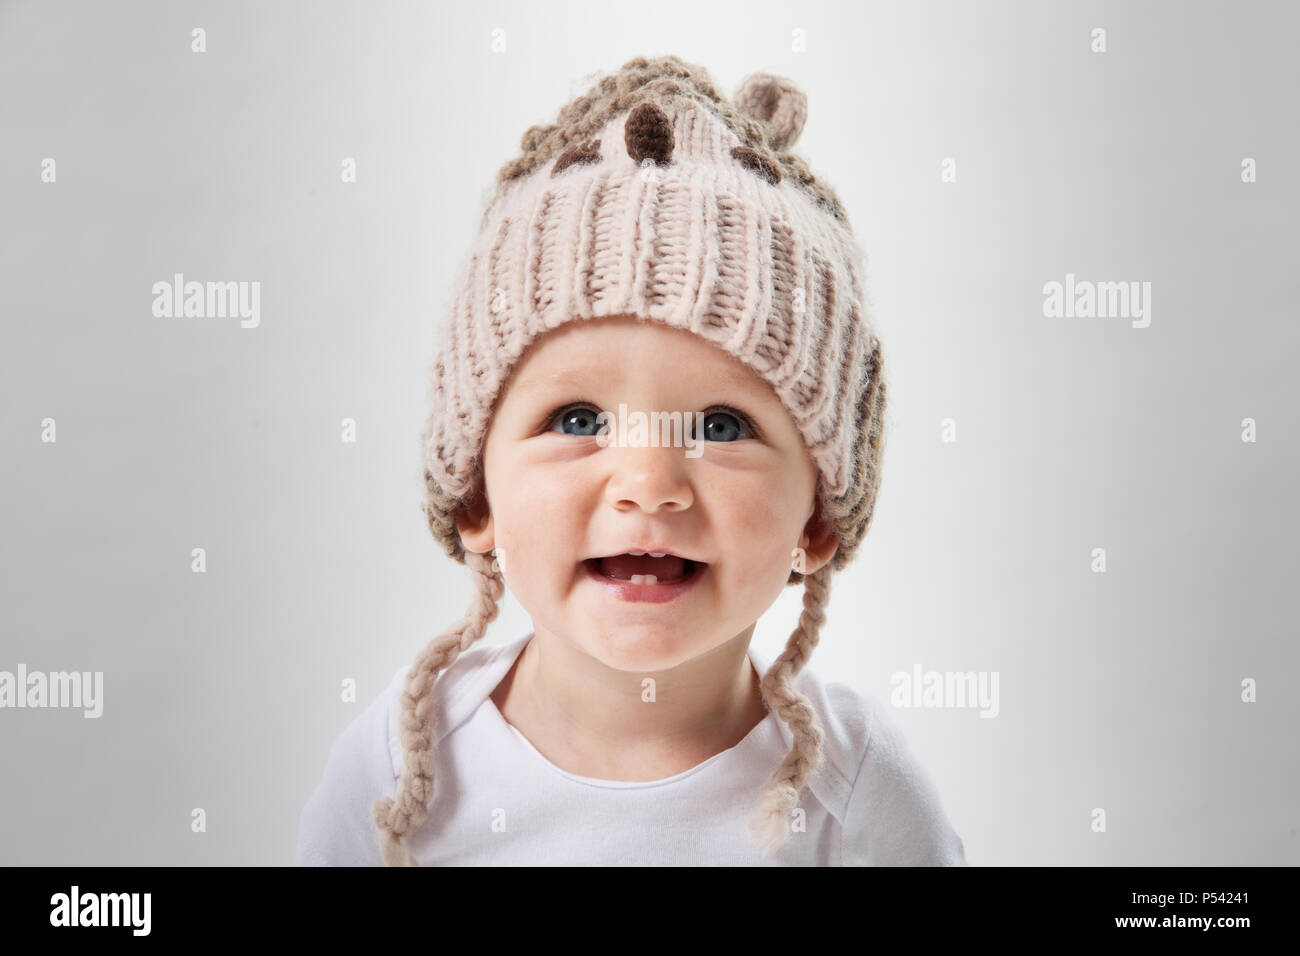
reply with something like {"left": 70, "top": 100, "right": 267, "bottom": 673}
{"left": 1, "top": 0, "right": 1296, "bottom": 865}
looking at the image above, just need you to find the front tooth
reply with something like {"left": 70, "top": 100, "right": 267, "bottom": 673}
{"left": 650, "top": 552, "right": 666, "bottom": 558}
{"left": 629, "top": 574, "right": 658, "bottom": 584}
{"left": 628, "top": 551, "right": 646, "bottom": 556}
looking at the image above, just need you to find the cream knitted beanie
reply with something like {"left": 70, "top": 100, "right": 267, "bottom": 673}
{"left": 372, "top": 54, "right": 888, "bottom": 866}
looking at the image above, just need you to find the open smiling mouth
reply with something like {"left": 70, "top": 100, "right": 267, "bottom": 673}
{"left": 581, "top": 552, "right": 709, "bottom": 601}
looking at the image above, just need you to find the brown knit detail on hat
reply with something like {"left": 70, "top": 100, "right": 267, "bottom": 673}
{"left": 552, "top": 137, "right": 602, "bottom": 176}
{"left": 495, "top": 55, "right": 847, "bottom": 225}
{"left": 731, "top": 145, "right": 781, "bottom": 185}
{"left": 624, "top": 102, "right": 674, "bottom": 166}
{"left": 827, "top": 336, "right": 888, "bottom": 574}
{"left": 424, "top": 466, "right": 470, "bottom": 564}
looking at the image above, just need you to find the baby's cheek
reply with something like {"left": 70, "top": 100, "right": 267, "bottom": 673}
{"left": 494, "top": 472, "right": 566, "bottom": 538}
{"left": 714, "top": 493, "right": 807, "bottom": 598}
{"left": 722, "top": 482, "right": 803, "bottom": 549}
{"left": 493, "top": 492, "right": 586, "bottom": 594}
{"left": 720, "top": 536, "right": 791, "bottom": 602}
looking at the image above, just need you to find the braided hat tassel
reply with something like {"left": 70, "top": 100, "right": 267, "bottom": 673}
{"left": 746, "top": 562, "right": 832, "bottom": 855}
{"left": 371, "top": 550, "right": 504, "bottom": 866}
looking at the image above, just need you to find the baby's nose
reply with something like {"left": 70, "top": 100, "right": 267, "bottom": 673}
{"left": 603, "top": 444, "right": 695, "bottom": 514}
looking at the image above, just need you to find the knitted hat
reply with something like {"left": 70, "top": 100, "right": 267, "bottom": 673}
{"left": 372, "top": 55, "right": 888, "bottom": 866}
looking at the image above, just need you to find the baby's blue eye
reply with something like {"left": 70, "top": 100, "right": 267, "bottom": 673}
{"left": 549, "top": 404, "right": 604, "bottom": 436}
{"left": 698, "top": 410, "right": 752, "bottom": 442}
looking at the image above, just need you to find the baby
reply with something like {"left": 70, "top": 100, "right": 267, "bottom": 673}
{"left": 297, "top": 54, "right": 967, "bottom": 866}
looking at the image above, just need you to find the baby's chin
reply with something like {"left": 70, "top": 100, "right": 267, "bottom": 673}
{"left": 573, "top": 623, "right": 725, "bottom": 675}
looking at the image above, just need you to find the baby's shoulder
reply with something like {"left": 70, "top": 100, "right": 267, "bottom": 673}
{"left": 296, "top": 640, "right": 514, "bottom": 866}
{"left": 786, "top": 664, "right": 967, "bottom": 866}
{"left": 384, "top": 639, "right": 519, "bottom": 751}
{"left": 295, "top": 666, "right": 403, "bottom": 866}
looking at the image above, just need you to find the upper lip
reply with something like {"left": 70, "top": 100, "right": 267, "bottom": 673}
{"left": 587, "top": 548, "right": 706, "bottom": 564}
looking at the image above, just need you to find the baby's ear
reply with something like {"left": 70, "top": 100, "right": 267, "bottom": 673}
{"left": 798, "top": 500, "right": 839, "bottom": 575}
{"left": 455, "top": 483, "right": 495, "bottom": 555}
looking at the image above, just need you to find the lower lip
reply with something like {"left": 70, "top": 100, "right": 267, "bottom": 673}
{"left": 581, "top": 558, "right": 709, "bottom": 604}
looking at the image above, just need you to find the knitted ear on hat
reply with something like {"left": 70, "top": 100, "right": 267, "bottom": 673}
{"left": 733, "top": 71, "right": 808, "bottom": 151}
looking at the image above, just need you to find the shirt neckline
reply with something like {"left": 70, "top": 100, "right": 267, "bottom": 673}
{"left": 481, "top": 637, "right": 773, "bottom": 790}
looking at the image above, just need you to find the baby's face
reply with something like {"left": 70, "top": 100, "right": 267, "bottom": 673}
{"left": 457, "top": 314, "right": 837, "bottom": 672}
